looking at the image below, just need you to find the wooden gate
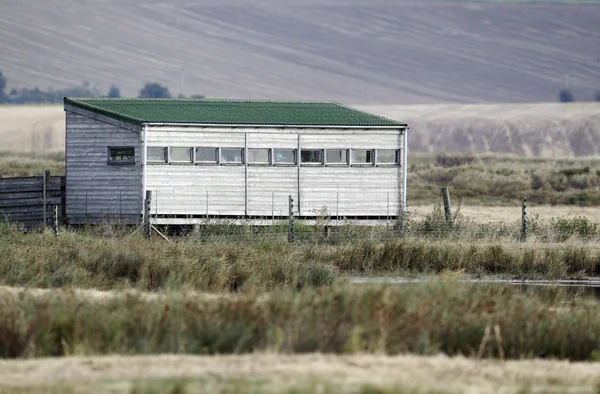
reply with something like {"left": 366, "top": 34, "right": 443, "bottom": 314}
{"left": 0, "top": 171, "right": 65, "bottom": 228}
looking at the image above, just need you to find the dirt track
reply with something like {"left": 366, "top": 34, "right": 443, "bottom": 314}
{"left": 1, "top": 353, "right": 599, "bottom": 393}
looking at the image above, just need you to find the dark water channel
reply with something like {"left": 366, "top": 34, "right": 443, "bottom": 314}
{"left": 350, "top": 277, "right": 600, "bottom": 301}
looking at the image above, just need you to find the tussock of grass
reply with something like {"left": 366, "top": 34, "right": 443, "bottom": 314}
{"left": 0, "top": 283, "right": 598, "bottom": 360}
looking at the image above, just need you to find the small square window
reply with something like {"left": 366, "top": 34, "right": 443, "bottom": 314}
{"left": 273, "top": 149, "right": 297, "bottom": 165}
{"left": 301, "top": 149, "right": 324, "bottom": 164}
{"left": 248, "top": 148, "right": 271, "bottom": 164}
{"left": 377, "top": 149, "right": 399, "bottom": 165}
{"left": 220, "top": 148, "right": 244, "bottom": 164}
{"left": 108, "top": 146, "right": 135, "bottom": 165}
{"left": 326, "top": 149, "right": 348, "bottom": 165}
{"left": 170, "top": 147, "right": 193, "bottom": 163}
{"left": 351, "top": 149, "right": 374, "bottom": 165}
{"left": 147, "top": 147, "right": 167, "bottom": 163}
{"left": 195, "top": 147, "right": 218, "bottom": 163}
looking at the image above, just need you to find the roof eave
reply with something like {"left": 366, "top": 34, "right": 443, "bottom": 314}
{"left": 142, "top": 122, "right": 407, "bottom": 129}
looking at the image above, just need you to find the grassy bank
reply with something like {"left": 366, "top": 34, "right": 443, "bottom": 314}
{"left": 0, "top": 282, "right": 599, "bottom": 360}
{"left": 2, "top": 222, "right": 600, "bottom": 291}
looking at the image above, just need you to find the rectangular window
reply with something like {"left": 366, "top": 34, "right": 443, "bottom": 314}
{"left": 108, "top": 146, "right": 135, "bottom": 165}
{"left": 195, "top": 147, "right": 218, "bottom": 163}
{"left": 326, "top": 149, "right": 348, "bottom": 165}
{"left": 147, "top": 147, "right": 167, "bottom": 163}
{"left": 170, "top": 147, "right": 193, "bottom": 163}
{"left": 273, "top": 149, "right": 297, "bottom": 165}
{"left": 301, "top": 149, "right": 324, "bottom": 164}
{"left": 248, "top": 148, "right": 271, "bottom": 164}
{"left": 220, "top": 148, "right": 244, "bottom": 164}
{"left": 377, "top": 149, "right": 399, "bottom": 165}
{"left": 351, "top": 149, "right": 374, "bottom": 165}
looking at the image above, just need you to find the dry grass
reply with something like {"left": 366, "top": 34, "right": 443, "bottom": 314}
{"left": 1, "top": 353, "right": 600, "bottom": 393}
{"left": 0, "top": 106, "right": 64, "bottom": 153}
{"left": 410, "top": 205, "right": 600, "bottom": 223}
{"left": 0, "top": 282, "right": 599, "bottom": 360}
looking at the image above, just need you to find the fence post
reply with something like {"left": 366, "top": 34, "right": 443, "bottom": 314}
{"left": 144, "top": 190, "right": 152, "bottom": 239}
{"left": 272, "top": 192, "right": 275, "bottom": 225}
{"left": 441, "top": 187, "right": 452, "bottom": 227}
{"left": 288, "top": 195, "right": 294, "bottom": 243}
{"left": 521, "top": 197, "right": 527, "bottom": 242}
{"left": 43, "top": 170, "right": 50, "bottom": 228}
{"left": 205, "top": 191, "right": 209, "bottom": 219}
{"left": 53, "top": 205, "right": 59, "bottom": 237}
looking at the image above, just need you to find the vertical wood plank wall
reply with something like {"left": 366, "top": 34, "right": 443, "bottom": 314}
{"left": 65, "top": 110, "right": 142, "bottom": 224}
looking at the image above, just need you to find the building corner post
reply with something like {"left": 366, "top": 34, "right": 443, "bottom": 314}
{"left": 402, "top": 127, "right": 408, "bottom": 214}
{"left": 141, "top": 124, "right": 148, "bottom": 223}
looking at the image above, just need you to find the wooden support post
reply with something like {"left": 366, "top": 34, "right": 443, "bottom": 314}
{"left": 441, "top": 187, "right": 452, "bottom": 226}
{"left": 60, "top": 176, "right": 66, "bottom": 224}
{"left": 43, "top": 170, "right": 50, "bottom": 228}
{"left": 521, "top": 197, "right": 527, "bottom": 242}
{"left": 144, "top": 190, "right": 152, "bottom": 240}
{"left": 288, "top": 195, "right": 294, "bottom": 243}
{"left": 53, "top": 205, "right": 59, "bottom": 237}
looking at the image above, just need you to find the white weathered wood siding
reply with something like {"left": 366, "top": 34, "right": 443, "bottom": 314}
{"left": 65, "top": 107, "right": 142, "bottom": 224}
{"left": 298, "top": 132, "right": 403, "bottom": 217}
{"left": 145, "top": 130, "right": 246, "bottom": 216}
{"left": 145, "top": 126, "right": 403, "bottom": 220}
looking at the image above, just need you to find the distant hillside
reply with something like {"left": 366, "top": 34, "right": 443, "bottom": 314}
{"left": 359, "top": 102, "right": 600, "bottom": 156}
{"left": 1, "top": 0, "right": 600, "bottom": 104}
{"left": 2, "top": 103, "right": 599, "bottom": 157}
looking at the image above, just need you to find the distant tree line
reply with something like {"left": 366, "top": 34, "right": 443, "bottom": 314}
{"left": 559, "top": 88, "right": 600, "bottom": 103}
{"left": 0, "top": 71, "right": 204, "bottom": 104}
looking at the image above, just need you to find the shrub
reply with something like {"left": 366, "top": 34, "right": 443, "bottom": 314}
{"left": 550, "top": 216, "right": 599, "bottom": 241}
{"left": 559, "top": 89, "right": 574, "bottom": 103}
{"left": 435, "top": 153, "right": 475, "bottom": 168}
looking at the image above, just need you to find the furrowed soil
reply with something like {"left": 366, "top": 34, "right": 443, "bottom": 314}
{"left": 1, "top": 353, "right": 599, "bottom": 394}
{"left": 2, "top": 1, "right": 600, "bottom": 104}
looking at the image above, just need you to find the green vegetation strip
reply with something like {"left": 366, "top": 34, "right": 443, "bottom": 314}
{"left": 0, "top": 283, "right": 599, "bottom": 360}
{"left": 1, "top": 223, "right": 600, "bottom": 292}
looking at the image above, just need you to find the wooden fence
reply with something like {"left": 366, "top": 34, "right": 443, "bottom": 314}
{"left": 0, "top": 171, "right": 65, "bottom": 228}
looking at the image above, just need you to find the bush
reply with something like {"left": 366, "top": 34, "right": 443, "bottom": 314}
{"left": 139, "top": 83, "right": 171, "bottom": 99}
{"left": 559, "top": 89, "right": 574, "bottom": 103}
{"left": 435, "top": 153, "right": 475, "bottom": 168}
{"left": 550, "top": 216, "right": 599, "bottom": 241}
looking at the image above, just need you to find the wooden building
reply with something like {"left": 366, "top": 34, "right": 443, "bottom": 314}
{"left": 63, "top": 98, "right": 408, "bottom": 225}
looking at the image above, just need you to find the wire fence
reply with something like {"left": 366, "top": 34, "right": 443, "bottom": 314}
{"left": 55, "top": 189, "right": 600, "bottom": 245}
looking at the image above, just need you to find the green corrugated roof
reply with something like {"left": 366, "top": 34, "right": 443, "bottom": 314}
{"left": 64, "top": 98, "right": 406, "bottom": 128}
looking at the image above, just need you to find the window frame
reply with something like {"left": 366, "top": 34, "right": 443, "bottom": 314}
{"left": 168, "top": 147, "right": 193, "bottom": 164}
{"left": 247, "top": 148, "right": 272, "bottom": 165}
{"left": 376, "top": 149, "right": 400, "bottom": 166}
{"left": 194, "top": 147, "right": 219, "bottom": 165}
{"left": 219, "top": 147, "right": 245, "bottom": 165}
{"left": 325, "top": 149, "right": 349, "bottom": 166}
{"left": 300, "top": 149, "right": 325, "bottom": 166}
{"left": 107, "top": 146, "right": 136, "bottom": 165}
{"left": 147, "top": 147, "right": 168, "bottom": 164}
{"left": 273, "top": 148, "right": 297, "bottom": 166}
{"left": 350, "top": 149, "right": 375, "bottom": 166}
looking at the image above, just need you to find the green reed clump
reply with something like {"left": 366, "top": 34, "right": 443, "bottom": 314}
{"left": 0, "top": 283, "right": 598, "bottom": 360}
{"left": 0, "top": 223, "right": 335, "bottom": 291}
